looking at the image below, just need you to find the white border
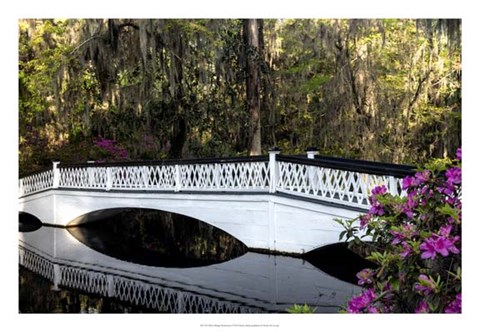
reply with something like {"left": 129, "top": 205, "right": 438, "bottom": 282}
{"left": 2, "top": 1, "right": 478, "bottom": 331}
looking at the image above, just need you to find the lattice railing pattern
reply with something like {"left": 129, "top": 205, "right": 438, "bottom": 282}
{"left": 59, "top": 167, "right": 108, "bottom": 189}
{"left": 20, "top": 161, "right": 269, "bottom": 195}
{"left": 180, "top": 162, "right": 269, "bottom": 190}
{"left": 277, "top": 161, "right": 403, "bottom": 209}
{"left": 18, "top": 169, "right": 53, "bottom": 196}
{"left": 19, "top": 246, "right": 262, "bottom": 313}
{"left": 19, "top": 156, "right": 407, "bottom": 210}
{"left": 59, "top": 265, "right": 110, "bottom": 296}
{"left": 19, "top": 246, "right": 54, "bottom": 280}
{"left": 112, "top": 276, "right": 261, "bottom": 313}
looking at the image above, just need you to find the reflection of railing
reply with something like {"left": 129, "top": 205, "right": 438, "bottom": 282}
{"left": 18, "top": 150, "right": 414, "bottom": 209}
{"left": 19, "top": 246, "right": 263, "bottom": 313}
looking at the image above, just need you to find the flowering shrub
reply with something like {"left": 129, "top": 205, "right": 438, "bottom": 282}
{"left": 93, "top": 136, "right": 129, "bottom": 161}
{"left": 337, "top": 148, "right": 461, "bottom": 313}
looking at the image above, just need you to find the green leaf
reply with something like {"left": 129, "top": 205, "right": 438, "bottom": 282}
{"left": 436, "top": 204, "right": 460, "bottom": 222}
{"left": 286, "top": 304, "right": 317, "bottom": 313}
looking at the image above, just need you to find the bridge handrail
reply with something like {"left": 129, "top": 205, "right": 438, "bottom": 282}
{"left": 275, "top": 155, "right": 414, "bottom": 209}
{"left": 57, "top": 155, "right": 268, "bottom": 168}
{"left": 277, "top": 155, "right": 416, "bottom": 178}
{"left": 19, "top": 151, "right": 415, "bottom": 210}
{"left": 52, "top": 156, "right": 270, "bottom": 193}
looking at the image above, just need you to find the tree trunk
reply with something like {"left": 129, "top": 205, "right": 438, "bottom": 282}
{"left": 244, "top": 19, "right": 262, "bottom": 156}
{"left": 169, "top": 24, "right": 187, "bottom": 159}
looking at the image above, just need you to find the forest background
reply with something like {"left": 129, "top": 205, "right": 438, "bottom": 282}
{"left": 18, "top": 18, "right": 461, "bottom": 176}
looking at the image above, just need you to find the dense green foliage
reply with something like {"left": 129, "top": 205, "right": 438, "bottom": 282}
{"left": 19, "top": 19, "right": 461, "bottom": 176}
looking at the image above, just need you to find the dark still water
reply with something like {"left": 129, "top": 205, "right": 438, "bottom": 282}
{"left": 19, "top": 209, "right": 368, "bottom": 313}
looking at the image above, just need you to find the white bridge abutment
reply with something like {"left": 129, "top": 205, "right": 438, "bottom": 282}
{"left": 18, "top": 189, "right": 362, "bottom": 255}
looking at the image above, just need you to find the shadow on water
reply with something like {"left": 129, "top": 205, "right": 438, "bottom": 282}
{"left": 67, "top": 208, "right": 248, "bottom": 268}
{"left": 19, "top": 212, "right": 42, "bottom": 232}
{"left": 303, "top": 243, "right": 377, "bottom": 284}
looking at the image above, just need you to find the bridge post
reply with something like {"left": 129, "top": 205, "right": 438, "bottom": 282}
{"left": 269, "top": 147, "right": 281, "bottom": 193}
{"left": 306, "top": 147, "right": 319, "bottom": 159}
{"left": 175, "top": 165, "right": 181, "bottom": 192}
{"left": 106, "top": 167, "right": 113, "bottom": 191}
{"left": 107, "top": 274, "right": 115, "bottom": 297}
{"left": 19, "top": 178, "right": 24, "bottom": 197}
{"left": 214, "top": 163, "right": 221, "bottom": 189}
{"left": 52, "top": 161, "right": 60, "bottom": 189}
{"left": 306, "top": 147, "right": 319, "bottom": 192}
{"left": 52, "top": 263, "right": 61, "bottom": 291}
{"left": 87, "top": 160, "right": 95, "bottom": 187}
{"left": 176, "top": 291, "right": 184, "bottom": 313}
{"left": 389, "top": 176, "right": 399, "bottom": 196}
{"left": 142, "top": 166, "right": 149, "bottom": 188}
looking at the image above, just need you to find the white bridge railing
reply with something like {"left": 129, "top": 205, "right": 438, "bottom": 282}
{"left": 18, "top": 149, "right": 414, "bottom": 210}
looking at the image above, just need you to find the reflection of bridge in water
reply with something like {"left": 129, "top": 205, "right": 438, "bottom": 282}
{"left": 18, "top": 150, "right": 414, "bottom": 254}
{"left": 19, "top": 227, "right": 361, "bottom": 313}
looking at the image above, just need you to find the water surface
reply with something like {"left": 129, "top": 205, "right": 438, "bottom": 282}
{"left": 19, "top": 209, "right": 367, "bottom": 313}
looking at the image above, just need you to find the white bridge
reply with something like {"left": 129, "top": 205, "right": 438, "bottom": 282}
{"left": 18, "top": 149, "right": 413, "bottom": 254}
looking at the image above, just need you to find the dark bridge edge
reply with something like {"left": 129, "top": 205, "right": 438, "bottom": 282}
{"left": 21, "top": 154, "right": 415, "bottom": 178}
{"left": 277, "top": 155, "right": 416, "bottom": 178}
{"left": 19, "top": 166, "right": 53, "bottom": 178}
{"left": 57, "top": 155, "right": 269, "bottom": 169}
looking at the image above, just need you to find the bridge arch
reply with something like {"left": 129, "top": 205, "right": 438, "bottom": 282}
{"left": 19, "top": 211, "right": 42, "bottom": 232}
{"left": 66, "top": 207, "right": 248, "bottom": 268}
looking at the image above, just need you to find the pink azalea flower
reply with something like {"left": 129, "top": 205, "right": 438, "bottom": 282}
{"left": 420, "top": 238, "right": 437, "bottom": 259}
{"left": 360, "top": 214, "right": 372, "bottom": 229}
{"left": 401, "top": 196, "right": 417, "bottom": 218}
{"left": 415, "top": 170, "right": 430, "bottom": 185}
{"left": 415, "top": 300, "right": 430, "bottom": 313}
{"left": 420, "top": 233, "right": 460, "bottom": 260}
{"left": 400, "top": 242, "right": 412, "bottom": 258}
{"left": 446, "top": 167, "right": 461, "bottom": 185}
{"left": 371, "top": 185, "right": 388, "bottom": 196}
{"left": 369, "top": 203, "right": 385, "bottom": 216}
{"left": 445, "top": 293, "right": 461, "bottom": 313}
{"left": 439, "top": 224, "right": 452, "bottom": 237}
{"left": 356, "top": 268, "right": 374, "bottom": 286}
{"left": 346, "top": 289, "right": 377, "bottom": 313}
{"left": 402, "top": 176, "right": 415, "bottom": 190}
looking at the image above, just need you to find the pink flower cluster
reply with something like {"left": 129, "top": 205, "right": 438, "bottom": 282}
{"left": 368, "top": 185, "right": 387, "bottom": 216}
{"left": 401, "top": 170, "right": 431, "bottom": 191}
{"left": 346, "top": 289, "right": 379, "bottom": 313}
{"left": 94, "top": 136, "right": 129, "bottom": 160}
{"left": 342, "top": 148, "right": 462, "bottom": 314}
{"left": 444, "top": 293, "right": 461, "bottom": 313}
{"left": 356, "top": 268, "right": 374, "bottom": 286}
{"left": 419, "top": 225, "right": 460, "bottom": 260}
